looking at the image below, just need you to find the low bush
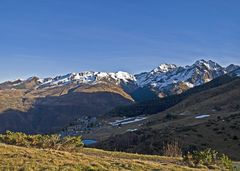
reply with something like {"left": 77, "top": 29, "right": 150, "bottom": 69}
{"left": 162, "top": 140, "right": 182, "bottom": 157}
{"left": 220, "top": 154, "right": 233, "bottom": 170}
{"left": 183, "top": 148, "right": 233, "bottom": 170}
{"left": 0, "top": 131, "right": 83, "bottom": 152}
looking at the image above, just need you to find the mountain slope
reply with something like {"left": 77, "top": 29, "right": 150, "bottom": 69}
{"left": 96, "top": 75, "right": 240, "bottom": 160}
{"left": 0, "top": 83, "right": 134, "bottom": 133}
{"left": 1, "top": 59, "right": 236, "bottom": 96}
{"left": 0, "top": 71, "right": 137, "bottom": 134}
{"left": 135, "top": 59, "right": 230, "bottom": 96}
{"left": 0, "top": 143, "right": 212, "bottom": 171}
{"left": 108, "top": 74, "right": 238, "bottom": 117}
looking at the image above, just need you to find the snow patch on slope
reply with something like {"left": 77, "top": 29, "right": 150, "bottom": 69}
{"left": 195, "top": 115, "right": 210, "bottom": 119}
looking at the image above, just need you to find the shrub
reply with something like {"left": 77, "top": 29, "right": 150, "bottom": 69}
{"left": 192, "top": 148, "right": 218, "bottom": 165}
{"left": 220, "top": 154, "right": 233, "bottom": 170}
{"left": 162, "top": 140, "right": 182, "bottom": 157}
{"left": 0, "top": 131, "right": 31, "bottom": 147}
{"left": 60, "top": 136, "right": 83, "bottom": 151}
{"left": 0, "top": 131, "right": 83, "bottom": 152}
{"left": 183, "top": 148, "right": 233, "bottom": 170}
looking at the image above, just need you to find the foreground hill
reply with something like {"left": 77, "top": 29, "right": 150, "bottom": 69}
{"left": 0, "top": 143, "right": 210, "bottom": 171}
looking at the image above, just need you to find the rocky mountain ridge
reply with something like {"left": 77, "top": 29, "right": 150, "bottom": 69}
{"left": 1, "top": 59, "right": 239, "bottom": 97}
{"left": 135, "top": 59, "right": 238, "bottom": 96}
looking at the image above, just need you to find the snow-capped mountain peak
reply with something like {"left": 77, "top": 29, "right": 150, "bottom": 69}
{"left": 226, "top": 64, "right": 240, "bottom": 73}
{"left": 111, "top": 71, "right": 136, "bottom": 82}
{"left": 151, "top": 64, "right": 177, "bottom": 74}
{"left": 193, "top": 59, "right": 223, "bottom": 71}
{"left": 135, "top": 59, "right": 236, "bottom": 96}
{"left": 1, "top": 59, "right": 239, "bottom": 97}
{"left": 193, "top": 59, "right": 208, "bottom": 66}
{"left": 36, "top": 71, "right": 136, "bottom": 88}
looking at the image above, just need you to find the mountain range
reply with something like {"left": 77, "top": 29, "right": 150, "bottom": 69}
{"left": 1, "top": 59, "right": 239, "bottom": 96}
{"left": 0, "top": 59, "right": 239, "bottom": 134}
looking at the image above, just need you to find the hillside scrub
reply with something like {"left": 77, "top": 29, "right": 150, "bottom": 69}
{"left": 0, "top": 131, "right": 83, "bottom": 151}
{"left": 0, "top": 131, "right": 235, "bottom": 170}
{"left": 0, "top": 143, "right": 218, "bottom": 171}
{"left": 162, "top": 141, "right": 233, "bottom": 170}
{"left": 183, "top": 148, "right": 233, "bottom": 170}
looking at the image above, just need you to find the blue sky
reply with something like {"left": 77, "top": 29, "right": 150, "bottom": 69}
{"left": 0, "top": 0, "right": 240, "bottom": 81}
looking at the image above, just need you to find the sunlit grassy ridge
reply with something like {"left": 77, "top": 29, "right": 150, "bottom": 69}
{"left": 0, "top": 143, "right": 212, "bottom": 171}
{"left": 0, "top": 131, "right": 236, "bottom": 170}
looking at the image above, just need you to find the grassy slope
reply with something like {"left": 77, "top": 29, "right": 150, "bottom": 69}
{"left": 0, "top": 143, "right": 209, "bottom": 171}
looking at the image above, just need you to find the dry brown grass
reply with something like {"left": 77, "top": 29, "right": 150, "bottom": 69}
{"left": 163, "top": 141, "right": 182, "bottom": 157}
{"left": 0, "top": 143, "right": 212, "bottom": 171}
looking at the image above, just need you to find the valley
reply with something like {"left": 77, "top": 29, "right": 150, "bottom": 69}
{"left": 0, "top": 59, "right": 239, "bottom": 166}
{"left": 60, "top": 72, "right": 240, "bottom": 161}
{"left": 1, "top": 1, "right": 240, "bottom": 170}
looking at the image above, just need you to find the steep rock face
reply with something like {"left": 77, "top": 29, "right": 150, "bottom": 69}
{"left": 135, "top": 60, "right": 231, "bottom": 96}
{"left": 226, "top": 64, "right": 240, "bottom": 72}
